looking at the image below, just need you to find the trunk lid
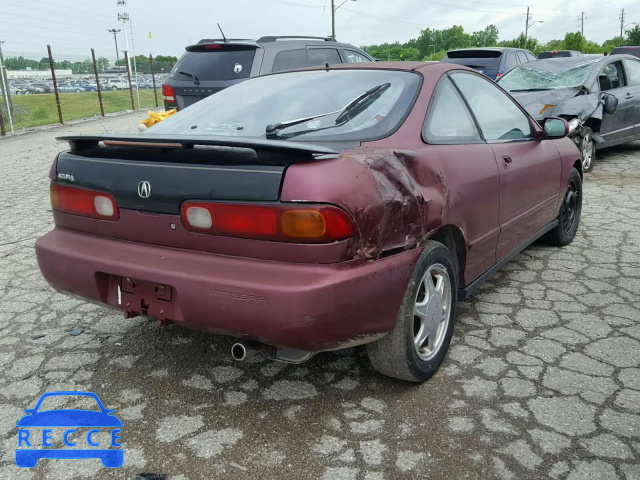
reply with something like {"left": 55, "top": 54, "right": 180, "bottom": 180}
{"left": 54, "top": 135, "right": 339, "bottom": 215}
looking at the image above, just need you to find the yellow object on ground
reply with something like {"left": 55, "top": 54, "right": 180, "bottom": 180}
{"left": 140, "top": 109, "right": 177, "bottom": 128}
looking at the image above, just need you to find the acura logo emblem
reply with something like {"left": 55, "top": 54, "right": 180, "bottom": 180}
{"left": 138, "top": 181, "right": 151, "bottom": 198}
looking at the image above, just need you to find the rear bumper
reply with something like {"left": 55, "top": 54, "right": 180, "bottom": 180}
{"left": 35, "top": 228, "right": 420, "bottom": 351}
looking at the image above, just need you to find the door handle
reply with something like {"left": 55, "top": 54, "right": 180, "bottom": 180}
{"left": 626, "top": 92, "right": 634, "bottom": 100}
{"left": 502, "top": 155, "right": 513, "bottom": 163}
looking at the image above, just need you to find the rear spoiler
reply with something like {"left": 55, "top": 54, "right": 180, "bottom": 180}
{"left": 56, "top": 134, "right": 339, "bottom": 156}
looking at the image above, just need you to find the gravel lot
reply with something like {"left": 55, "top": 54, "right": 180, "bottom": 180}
{"left": 0, "top": 113, "right": 639, "bottom": 480}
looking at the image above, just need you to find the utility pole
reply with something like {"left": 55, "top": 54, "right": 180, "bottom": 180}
{"left": 108, "top": 29, "right": 121, "bottom": 69}
{"left": 525, "top": 6, "right": 530, "bottom": 43}
{"left": 620, "top": 8, "right": 625, "bottom": 45}
{"left": 331, "top": 0, "right": 335, "bottom": 39}
{"left": 117, "top": 0, "right": 139, "bottom": 109}
{"left": 580, "top": 11, "right": 585, "bottom": 37}
{"left": 0, "top": 40, "right": 14, "bottom": 133}
{"left": 331, "top": 0, "right": 356, "bottom": 39}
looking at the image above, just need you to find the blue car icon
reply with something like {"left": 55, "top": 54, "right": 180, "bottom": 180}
{"left": 16, "top": 391, "right": 123, "bottom": 468}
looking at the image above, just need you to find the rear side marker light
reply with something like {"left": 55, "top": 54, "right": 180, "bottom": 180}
{"left": 50, "top": 183, "right": 119, "bottom": 220}
{"left": 181, "top": 202, "right": 357, "bottom": 243}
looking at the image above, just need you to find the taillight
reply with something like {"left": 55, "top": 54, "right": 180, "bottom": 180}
{"left": 50, "top": 183, "right": 119, "bottom": 221}
{"left": 162, "top": 83, "right": 175, "bottom": 102}
{"left": 180, "top": 202, "right": 357, "bottom": 243}
{"left": 496, "top": 72, "right": 503, "bottom": 79}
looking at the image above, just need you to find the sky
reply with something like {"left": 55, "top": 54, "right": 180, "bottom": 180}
{"left": 0, "top": 0, "right": 638, "bottom": 61}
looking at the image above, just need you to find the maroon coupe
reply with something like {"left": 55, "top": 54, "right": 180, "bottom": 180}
{"left": 35, "top": 62, "right": 583, "bottom": 381}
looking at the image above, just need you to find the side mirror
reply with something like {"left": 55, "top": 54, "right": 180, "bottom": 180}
{"left": 601, "top": 92, "right": 618, "bottom": 114}
{"left": 543, "top": 117, "right": 569, "bottom": 139}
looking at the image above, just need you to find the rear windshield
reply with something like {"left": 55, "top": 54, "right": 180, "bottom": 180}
{"left": 169, "top": 47, "right": 256, "bottom": 81}
{"left": 441, "top": 50, "right": 502, "bottom": 69}
{"left": 149, "top": 70, "right": 421, "bottom": 143}
{"left": 538, "top": 51, "right": 572, "bottom": 59}
{"left": 611, "top": 47, "right": 640, "bottom": 57}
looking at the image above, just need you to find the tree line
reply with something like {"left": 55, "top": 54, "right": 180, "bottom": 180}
{"left": 362, "top": 24, "right": 640, "bottom": 61}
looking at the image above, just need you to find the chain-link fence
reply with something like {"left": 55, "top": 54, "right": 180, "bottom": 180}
{"left": 0, "top": 45, "right": 174, "bottom": 135}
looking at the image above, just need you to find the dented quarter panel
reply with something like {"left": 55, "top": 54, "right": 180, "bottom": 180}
{"left": 282, "top": 64, "right": 502, "bottom": 285}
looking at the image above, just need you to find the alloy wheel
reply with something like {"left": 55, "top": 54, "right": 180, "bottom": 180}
{"left": 413, "top": 264, "right": 452, "bottom": 361}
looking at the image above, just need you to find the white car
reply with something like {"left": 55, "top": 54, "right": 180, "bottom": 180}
{"left": 101, "top": 77, "right": 136, "bottom": 91}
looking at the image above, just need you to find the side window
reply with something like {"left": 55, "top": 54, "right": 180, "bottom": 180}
{"left": 504, "top": 52, "right": 518, "bottom": 71}
{"left": 307, "top": 48, "right": 342, "bottom": 66}
{"left": 623, "top": 59, "right": 640, "bottom": 86}
{"left": 272, "top": 49, "right": 307, "bottom": 72}
{"left": 516, "top": 52, "right": 529, "bottom": 64}
{"left": 451, "top": 72, "right": 534, "bottom": 142}
{"left": 526, "top": 52, "right": 537, "bottom": 62}
{"left": 343, "top": 49, "right": 371, "bottom": 63}
{"left": 599, "top": 62, "right": 625, "bottom": 90}
{"left": 423, "top": 76, "right": 482, "bottom": 144}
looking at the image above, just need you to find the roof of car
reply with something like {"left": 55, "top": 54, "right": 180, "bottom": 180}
{"left": 446, "top": 47, "right": 529, "bottom": 53}
{"left": 191, "top": 36, "right": 360, "bottom": 49}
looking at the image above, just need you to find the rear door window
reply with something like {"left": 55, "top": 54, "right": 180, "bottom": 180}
{"left": 343, "top": 49, "right": 371, "bottom": 63}
{"left": 423, "top": 76, "right": 482, "bottom": 144}
{"left": 623, "top": 59, "right": 640, "bottom": 86}
{"left": 170, "top": 48, "right": 256, "bottom": 81}
{"left": 272, "top": 49, "right": 307, "bottom": 72}
{"left": 525, "top": 52, "right": 537, "bottom": 62}
{"left": 516, "top": 52, "right": 529, "bottom": 64}
{"left": 307, "top": 48, "right": 342, "bottom": 66}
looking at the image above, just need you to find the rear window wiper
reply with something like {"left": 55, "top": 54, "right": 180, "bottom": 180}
{"left": 265, "top": 82, "right": 391, "bottom": 137}
{"left": 177, "top": 70, "right": 200, "bottom": 85}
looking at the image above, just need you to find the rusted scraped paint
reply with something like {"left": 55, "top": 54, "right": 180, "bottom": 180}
{"left": 342, "top": 148, "right": 429, "bottom": 260}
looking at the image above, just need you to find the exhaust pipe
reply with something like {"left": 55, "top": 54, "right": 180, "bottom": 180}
{"left": 231, "top": 341, "right": 273, "bottom": 361}
{"left": 231, "top": 340, "right": 313, "bottom": 364}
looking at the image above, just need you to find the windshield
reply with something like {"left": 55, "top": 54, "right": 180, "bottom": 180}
{"left": 149, "top": 70, "right": 420, "bottom": 142}
{"left": 498, "top": 64, "right": 592, "bottom": 92}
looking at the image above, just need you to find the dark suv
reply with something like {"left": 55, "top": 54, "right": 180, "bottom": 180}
{"left": 162, "top": 36, "right": 374, "bottom": 110}
{"left": 538, "top": 50, "right": 584, "bottom": 59}
{"left": 440, "top": 47, "right": 537, "bottom": 80}
{"left": 610, "top": 46, "right": 640, "bottom": 59}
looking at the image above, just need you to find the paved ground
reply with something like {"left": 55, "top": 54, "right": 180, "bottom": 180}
{"left": 0, "top": 112, "right": 639, "bottom": 480}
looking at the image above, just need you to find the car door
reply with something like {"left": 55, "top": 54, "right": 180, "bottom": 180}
{"left": 421, "top": 75, "right": 501, "bottom": 281}
{"left": 450, "top": 71, "right": 561, "bottom": 261}
{"left": 622, "top": 58, "right": 640, "bottom": 137}
{"left": 598, "top": 60, "right": 636, "bottom": 142}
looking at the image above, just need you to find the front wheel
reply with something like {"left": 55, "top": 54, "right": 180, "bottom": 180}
{"left": 579, "top": 127, "right": 595, "bottom": 172}
{"left": 544, "top": 168, "right": 582, "bottom": 246}
{"left": 366, "top": 240, "right": 458, "bottom": 382}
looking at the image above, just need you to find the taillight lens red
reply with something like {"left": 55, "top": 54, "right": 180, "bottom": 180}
{"left": 50, "top": 183, "right": 119, "bottom": 221}
{"left": 496, "top": 73, "right": 503, "bottom": 79}
{"left": 162, "top": 83, "right": 175, "bottom": 102}
{"left": 181, "top": 202, "right": 357, "bottom": 243}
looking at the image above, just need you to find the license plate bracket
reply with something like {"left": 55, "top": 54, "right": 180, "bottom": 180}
{"left": 108, "top": 276, "right": 177, "bottom": 321}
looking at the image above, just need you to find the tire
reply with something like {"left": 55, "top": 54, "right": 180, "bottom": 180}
{"left": 75, "top": 89, "right": 82, "bottom": 93}
{"left": 544, "top": 168, "right": 582, "bottom": 246}
{"left": 366, "top": 240, "right": 458, "bottom": 382}
{"left": 579, "top": 127, "right": 595, "bottom": 173}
